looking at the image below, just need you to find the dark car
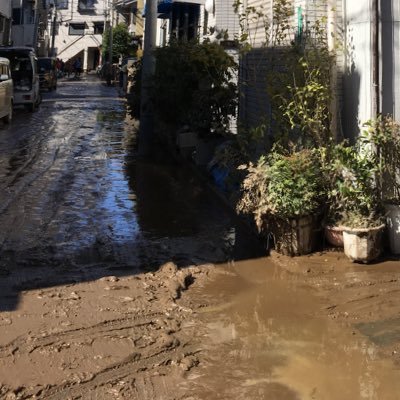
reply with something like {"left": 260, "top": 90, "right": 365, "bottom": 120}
{"left": 38, "top": 57, "right": 57, "bottom": 91}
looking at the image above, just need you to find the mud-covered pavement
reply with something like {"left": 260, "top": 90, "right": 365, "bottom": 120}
{"left": 0, "top": 76, "right": 400, "bottom": 399}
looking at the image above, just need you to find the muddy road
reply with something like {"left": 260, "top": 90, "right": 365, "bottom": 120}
{"left": 0, "top": 76, "right": 399, "bottom": 399}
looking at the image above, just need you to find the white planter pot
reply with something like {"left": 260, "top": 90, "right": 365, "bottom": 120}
{"left": 385, "top": 203, "right": 400, "bottom": 254}
{"left": 342, "top": 224, "right": 385, "bottom": 263}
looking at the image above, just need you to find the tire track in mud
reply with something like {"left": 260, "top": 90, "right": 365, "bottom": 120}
{"left": 0, "top": 312, "right": 165, "bottom": 358}
{"left": 35, "top": 343, "right": 200, "bottom": 400}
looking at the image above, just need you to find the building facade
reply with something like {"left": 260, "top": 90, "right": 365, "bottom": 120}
{"left": 11, "top": 0, "right": 50, "bottom": 53}
{"left": 0, "top": 0, "right": 12, "bottom": 46}
{"left": 50, "top": 0, "right": 108, "bottom": 71}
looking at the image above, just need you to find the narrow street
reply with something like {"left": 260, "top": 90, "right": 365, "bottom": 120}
{"left": 0, "top": 76, "right": 399, "bottom": 399}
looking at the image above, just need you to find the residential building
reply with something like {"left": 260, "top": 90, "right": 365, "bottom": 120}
{"left": 148, "top": 0, "right": 239, "bottom": 46}
{"left": 51, "top": 0, "right": 109, "bottom": 71}
{"left": 11, "top": 0, "right": 50, "bottom": 54}
{"left": 199, "top": 0, "right": 239, "bottom": 42}
{"left": 0, "top": 0, "right": 12, "bottom": 46}
{"left": 114, "top": 0, "right": 144, "bottom": 46}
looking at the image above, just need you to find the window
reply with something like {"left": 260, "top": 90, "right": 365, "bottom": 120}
{"left": 78, "top": 0, "right": 95, "bottom": 11}
{"left": 93, "top": 22, "right": 104, "bottom": 34}
{"left": 56, "top": 0, "right": 69, "bottom": 9}
{"left": 69, "top": 23, "right": 85, "bottom": 35}
{"left": 1, "top": 65, "right": 10, "bottom": 78}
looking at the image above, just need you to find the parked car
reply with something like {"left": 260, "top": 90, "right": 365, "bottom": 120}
{"left": 38, "top": 57, "right": 57, "bottom": 91}
{"left": 0, "top": 57, "right": 13, "bottom": 123}
{"left": 0, "top": 47, "right": 41, "bottom": 112}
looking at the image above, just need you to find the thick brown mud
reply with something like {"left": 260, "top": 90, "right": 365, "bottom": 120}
{"left": 0, "top": 77, "right": 400, "bottom": 399}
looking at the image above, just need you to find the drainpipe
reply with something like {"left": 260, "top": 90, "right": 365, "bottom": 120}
{"left": 327, "top": 0, "right": 338, "bottom": 140}
{"left": 371, "top": 0, "right": 380, "bottom": 118}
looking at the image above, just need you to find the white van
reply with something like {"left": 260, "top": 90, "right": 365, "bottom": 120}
{"left": 0, "top": 47, "right": 41, "bottom": 112}
{"left": 0, "top": 57, "right": 13, "bottom": 123}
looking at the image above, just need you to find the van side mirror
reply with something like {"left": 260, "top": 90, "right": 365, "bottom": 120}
{"left": 0, "top": 74, "right": 9, "bottom": 81}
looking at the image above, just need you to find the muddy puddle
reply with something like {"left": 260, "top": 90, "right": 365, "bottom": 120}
{"left": 182, "top": 258, "right": 400, "bottom": 399}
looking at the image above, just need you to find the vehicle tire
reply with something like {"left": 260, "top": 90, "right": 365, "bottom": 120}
{"left": 3, "top": 101, "right": 12, "bottom": 123}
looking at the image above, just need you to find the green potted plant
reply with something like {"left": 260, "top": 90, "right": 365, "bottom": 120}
{"left": 237, "top": 148, "right": 325, "bottom": 256}
{"left": 363, "top": 116, "right": 400, "bottom": 254}
{"left": 329, "top": 142, "right": 385, "bottom": 263}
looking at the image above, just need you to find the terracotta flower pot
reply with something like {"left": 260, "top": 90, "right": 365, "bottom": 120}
{"left": 324, "top": 225, "right": 344, "bottom": 247}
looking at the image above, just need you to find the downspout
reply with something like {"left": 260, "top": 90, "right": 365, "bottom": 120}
{"left": 327, "top": 0, "right": 338, "bottom": 140}
{"left": 371, "top": 0, "right": 380, "bottom": 118}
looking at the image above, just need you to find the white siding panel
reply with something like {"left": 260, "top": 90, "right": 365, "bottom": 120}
{"left": 215, "top": 0, "right": 240, "bottom": 38}
{"left": 343, "top": 19, "right": 372, "bottom": 140}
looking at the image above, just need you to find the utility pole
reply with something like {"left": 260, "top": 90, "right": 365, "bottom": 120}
{"left": 32, "top": 0, "right": 40, "bottom": 52}
{"left": 138, "top": 0, "right": 157, "bottom": 156}
{"left": 50, "top": 5, "right": 57, "bottom": 57}
{"left": 109, "top": 0, "right": 114, "bottom": 62}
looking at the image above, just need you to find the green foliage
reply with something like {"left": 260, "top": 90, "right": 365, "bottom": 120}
{"left": 102, "top": 23, "right": 134, "bottom": 62}
{"left": 237, "top": 148, "right": 324, "bottom": 229}
{"left": 128, "top": 58, "right": 142, "bottom": 118}
{"left": 152, "top": 41, "right": 238, "bottom": 137}
{"left": 362, "top": 115, "right": 400, "bottom": 204}
{"left": 321, "top": 141, "right": 381, "bottom": 228}
{"left": 233, "top": 0, "right": 334, "bottom": 149}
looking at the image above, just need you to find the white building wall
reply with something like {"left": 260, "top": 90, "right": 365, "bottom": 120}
{"left": 214, "top": 0, "right": 239, "bottom": 39}
{"left": 0, "top": 1, "right": 11, "bottom": 17}
{"left": 381, "top": 0, "right": 400, "bottom": 122}
{"left": 54, "top": 0, "right": 108, "bottom": 69}
{"left": 342, "top": 0, "right": 372, "bottom": 140}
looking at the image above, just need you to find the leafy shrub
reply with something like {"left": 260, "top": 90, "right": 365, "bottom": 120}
{"left": 237, "top": 148, "right": 325, "bottom": 229}
{"left": 152, "top": 41, "right": 238, "bottom": 137}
